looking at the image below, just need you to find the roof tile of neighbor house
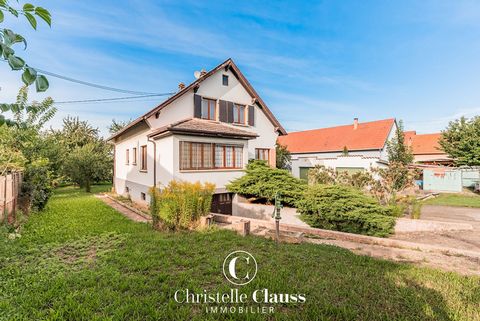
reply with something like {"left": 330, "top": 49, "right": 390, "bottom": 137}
{"left": 148, "top": 118, "right": 259, "bottom": 140}
{"left": 278, "top": 118, "right": 395, "bottom": 153}
{"left": 405, "top": 132, "right": 444, "bottom": 155}
{"left": 107, "top": 58, "right": 286, "bottom": 141}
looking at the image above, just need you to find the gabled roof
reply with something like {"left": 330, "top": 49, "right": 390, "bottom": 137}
{"left": 278, "top": 118, "right": 396, "bottom": 154}
{"left": 148, "top": 118, "right": 258, "bottom": 140}
{"left": 405, "top": 132, "right": 444, "bottom": 155}
{"left": 107, "top": 58, "right": 286, "bottom": 141}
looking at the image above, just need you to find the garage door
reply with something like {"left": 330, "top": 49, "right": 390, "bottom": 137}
{"left": 211, "top": 193, "right": 233, "bottom": 215}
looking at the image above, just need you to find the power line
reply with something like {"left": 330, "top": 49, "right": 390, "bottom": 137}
{"left": 55, "top": 93, "right": 175, "bottom": 104}
{"left": 34, "top": 68, "right": 165, "bottom": 95}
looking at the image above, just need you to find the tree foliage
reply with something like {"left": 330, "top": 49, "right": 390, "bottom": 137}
{"left": 275, "top": 143, "right": 291, "bottom": 170}
{"left": 108, "top": 119, "right": 130, "bottom": 135}
{"left": 227, "top": 160, "right": 306, "bottom": 207}
{"left": 439, "top": 116, "right": 480, "bottom": 166}
{"left": 387, "top": 120, "right": 413, "bottom": 165}
{"left": 63, "top": 142, "right": 112, "bottom": 192}
{"left": 0, "top": 1, "right": 52, "bottom": 125}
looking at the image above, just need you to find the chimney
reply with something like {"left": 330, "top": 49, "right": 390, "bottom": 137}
{"left": 353, "top": 118, "right": 359, "bottom": 130}
{"left": 178, "top": 82, "right": 186, "bottom": 91}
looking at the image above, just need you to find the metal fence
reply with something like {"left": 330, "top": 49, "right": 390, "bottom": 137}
{"left": 0, "top": 172, "right": 23, "bottom": 223}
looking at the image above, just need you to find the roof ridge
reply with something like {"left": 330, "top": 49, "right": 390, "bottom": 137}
{"left": 286, "top": 118, "right": 395, "bottom": 135}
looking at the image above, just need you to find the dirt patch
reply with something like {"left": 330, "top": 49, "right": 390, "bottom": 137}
{"left": 306, "top": 237, "right": 480, "bottom": 276}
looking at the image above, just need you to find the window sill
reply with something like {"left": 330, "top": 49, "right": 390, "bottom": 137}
{"left": 179, "top": 168, "right": 244, "bottom": 173}
{"left": 231, "top": 123, "right": 249, "bottom": 127}
{"left": 139, "top": 170, "right": 148, "bottom": 173}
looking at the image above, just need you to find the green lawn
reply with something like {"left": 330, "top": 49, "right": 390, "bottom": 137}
{"left": 1, "top": 186, "right": 479, "bottom": 320}
{"left": 423, "top": 193, "right": 480, "bottom": 208}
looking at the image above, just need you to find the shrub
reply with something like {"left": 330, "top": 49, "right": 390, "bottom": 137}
{"left": 226, "top": 160, "right": 306, "bottom": 207}
{"left": 20, "top": 158, "right": 53, "bottom": 212}
{"left": 296, "top": 184, "right": 396, "bottom": 237}
{"left": 149, "top": 180, "right": 215, "bottom": 230}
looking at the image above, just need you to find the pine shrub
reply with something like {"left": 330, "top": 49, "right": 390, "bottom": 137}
{"left": 297, "top": 184, "right": 396, "bottom": 237}
{"left": 226, "top": 160, "right": 306, "bottom": 207}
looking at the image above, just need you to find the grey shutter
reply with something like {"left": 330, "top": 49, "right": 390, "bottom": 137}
{"left": 248, "top": 105, "right": 255, "bottom": 126}
{"left": 194, "top": 94, "right": 202, "bottom": 118}
{"left": 219, "top": 100, "right": 227, "bottom": 122}
{"left": 227, "top": 101, "right": 234, "bottom": 123}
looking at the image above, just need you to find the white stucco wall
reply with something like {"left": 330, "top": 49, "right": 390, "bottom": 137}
{"left": 112, "top": 66, "right": 280, "bottom": 203}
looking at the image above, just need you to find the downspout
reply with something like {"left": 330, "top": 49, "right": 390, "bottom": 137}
{"left": 148, "top": 137, "right": 157, "bottom": 188}
{"left": 112, "top": 144, "right": 116, "bottom": 193}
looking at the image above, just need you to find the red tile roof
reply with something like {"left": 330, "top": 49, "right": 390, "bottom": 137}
{"left": 405, "top": 132, "right": 444, "bottom": 155}
{"left": 278, "top": 118, "right": 395, "bottom": 153}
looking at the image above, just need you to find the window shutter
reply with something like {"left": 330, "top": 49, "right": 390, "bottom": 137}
{"left": 219, "top": 100, "right": 227, "bottom": 122}
{"left": 194, "top": 94, "right": 202, "bottom": 118}
{"left": 248, "top": 105, "right": 255, "bottom": 126}
{"left": 227, "top": 101, "right": 234, "bottom": 123}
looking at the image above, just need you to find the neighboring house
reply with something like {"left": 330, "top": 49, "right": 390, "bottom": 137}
{"left": 107, "top": 58, "right": 286, "bottom": 207}
{"left": 403, "top": 131, "right": 452, "bottom": 166}
{"left": 278, "top": 118, "right": 397, "bottom": 180}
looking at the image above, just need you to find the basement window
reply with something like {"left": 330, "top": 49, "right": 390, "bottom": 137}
{"left": 141, "top": 192, "right": 146, "bottom": 201}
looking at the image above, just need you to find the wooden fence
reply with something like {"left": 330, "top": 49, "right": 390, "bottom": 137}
{"left": 0, "top": 172, "right": 23, "bottom": 224}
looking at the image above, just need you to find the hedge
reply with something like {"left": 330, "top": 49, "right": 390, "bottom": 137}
{"left": 296, "top": 184, "right": 396, "bottom": 237}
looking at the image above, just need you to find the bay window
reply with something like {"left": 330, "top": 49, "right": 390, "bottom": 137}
{"left": 180, "top": 141, "right": 243, "bottom": 170}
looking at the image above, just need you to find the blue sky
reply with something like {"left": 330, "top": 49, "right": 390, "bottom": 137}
{"left": 1, "top": 0, "right": 480, "bottom": 136}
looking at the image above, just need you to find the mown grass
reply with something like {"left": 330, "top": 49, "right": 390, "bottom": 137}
{"left": 424, "top": 193, "right": 480, "bottom": 208}
{"left": 0, "top": 186, "right": 479, "bottom": 320}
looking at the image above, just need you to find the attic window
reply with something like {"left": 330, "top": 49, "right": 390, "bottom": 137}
{"left": 155, "top": 111, "right": 160, "bottom": 119}
{"left": 222, "top": 74, "right": 229, "bottom": 86}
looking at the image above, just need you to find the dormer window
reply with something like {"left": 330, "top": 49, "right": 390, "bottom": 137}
{"left": 201, "top": 98, "right": 216, "bottom": 120}
{"left": 222, "top": 74, "right": 229, "bottom": 86}
{"left": 233, "top": 104, "right": 245, "bottom": 124}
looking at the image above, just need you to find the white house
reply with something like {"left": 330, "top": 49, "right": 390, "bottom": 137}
{"left": 107, "top": 58, "right": 286, "bottom": 212}
{"left": 278, "top": 118, "right": 398, "bottom": 180}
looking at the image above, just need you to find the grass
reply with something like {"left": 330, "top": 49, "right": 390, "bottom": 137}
{"left": 423, "top": 193, "right": 480, "bottom": 208}
{"left": 0, "top": 186, "right": 479, "bottom": 320}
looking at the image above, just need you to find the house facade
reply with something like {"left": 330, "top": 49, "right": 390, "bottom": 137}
{"left": 108, "top": 59, "right": 286, "bottom": 205}
{"left": 404, "top": 131, "right": 452, "bottom": 166}
{"left": 278, "top": 118, "right": 397, "bottom": 180}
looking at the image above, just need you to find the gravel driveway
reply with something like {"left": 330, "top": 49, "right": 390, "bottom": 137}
{"left": 392, "top": 205, "right": 480, "bottom": 252}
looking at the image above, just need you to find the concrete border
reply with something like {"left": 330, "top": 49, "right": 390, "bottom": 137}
{"left": 212, "top": 213, "right": 480, "bottom": 259}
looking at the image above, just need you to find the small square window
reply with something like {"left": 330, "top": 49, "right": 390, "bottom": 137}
{"left": 141, "top": 192, "right": 146, "bottom": 201}
{"left": 222, "top": 74, "right": 229, "bottom": 86}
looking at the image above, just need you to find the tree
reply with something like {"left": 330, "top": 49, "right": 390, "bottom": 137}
{"left": 439, "top": 116, "right": 480, "bottom": 166}
{"left": 0, "top": 1, "right": 51, "bottom": 126}
{"left": 386, "top": 120, "right": 413, "bottom": 165}
{"left": 275, "top": 143, "right": 291, "bottom": 170}
{"left": 384, "top": 120, "right": 414, "bottom": 193}
{"left": 108, "top": 119, "right": 130, "bottom": 135}
{"left": 63, "top": 142, "right": 112, "bottom": 192}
